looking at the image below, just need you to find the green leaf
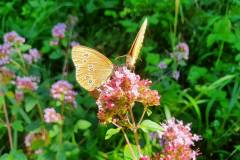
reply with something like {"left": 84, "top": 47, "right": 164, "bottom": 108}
{"left": 74, "top": 120, "right": 92, "bottom": 132}
{"left": 25, "top": 97, "right": 38, "bottom": 112}
{"left": 140, "top": 120, "right": 163, "bottom": 133}
{"left": 105, "top": 128, "right": 121, "bottom": 140}
{"left": 187, "top": 66, "right": 208, "bottom": 84}
{"left": 49, "top": 50, "right": 63, "bottom": 59}
{"left": 124, "top": 144, "right": 138, "bottom": 160}
{"left": 12, "top": 120, "right": 24, "bottom": 132}
{"left": 146, "top": 53, "right": 160, "bottom": 65}
{"left": 0, "top": 150, "right": 27, "bottom": 160}
{"left": 20, "top": 44, "right": 31, "bottom": 52}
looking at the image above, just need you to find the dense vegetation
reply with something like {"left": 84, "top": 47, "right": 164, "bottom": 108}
{"left": 0, "top": 0, "right": 239, "bottom": 159}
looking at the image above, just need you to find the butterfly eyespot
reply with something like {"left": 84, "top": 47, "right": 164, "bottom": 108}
{"left": 82, "top": 59, "right": 87, "bottom": 63}
{"left": 88, "top": 64, "right": 93, "bottom": 68}
{"left": 85, "top": 75, "right": 89, "bottom": 79}
{"left": 88, "top": 80, "right": 93, "bottom": 84}
{"left": 83, "top": 53, "right": 89, "bottom": 57}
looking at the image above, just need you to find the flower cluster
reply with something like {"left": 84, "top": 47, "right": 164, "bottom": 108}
{"left": 97, "top": 67, "right": 160, "bottom": 123}
{"left": 152, "top": 118, "right": 201, "bottom": 160}
{"left": 52, "top": 23, "right": 66, "bottom": 39}
{"left": 23, "top": 48, "right": 41, "bottom": 64}
{"left": 50, "top": 80, "right": 77, "bottom": 106}
{"left": 44, "top": 108, "right": 62, "bottom": 123}
{"left": 16, "top": 76, "right": 39, "bottom": 91}
{"left": 4, "top": 31, "right": 25, "bottom": 45}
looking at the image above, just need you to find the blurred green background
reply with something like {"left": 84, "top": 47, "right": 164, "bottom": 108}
{"left": 0, "top": 0, "right": 240, "bottom": 159}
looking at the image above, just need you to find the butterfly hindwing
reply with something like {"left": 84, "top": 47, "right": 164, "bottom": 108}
{"left": 126, "top": 18, "right": 148, "bottom": 69}
{"left": 72, "top": 45, "right": 114, "bottom": 91}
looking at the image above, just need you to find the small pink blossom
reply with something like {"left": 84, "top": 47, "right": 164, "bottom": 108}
{"left": 44, "top": 108, "right": 62, "bottom": 123}
{"left": 50, "top": 80, "right": 77, "bottom": 105}
{"left": 0, "top": 67, "right": 15, "bottom": 84}
{"left": 15, "top": 90, "right": 24, "bottom": 103}
{"left": 16, "top": 76, "right": 38, "bottom": 91}
{"left": 23, "top": 53, "right": 33, "bottom": 64}
{"left": 158, "top": 61, "right": 167, "bottom": 69}
{"left": 24, "top": 133, "right": 34, "bottom": 147}
{"left": 4, "top": 31, "right": 25, "bottom": 44}
{"left": 176, "top": 42, "right": 189, "bottom": 60}
{"left": 52, "top": 23, "right": 66, "bottom": 39}
{"left": 29, "top": 48, "right": 41, "bottom": 62}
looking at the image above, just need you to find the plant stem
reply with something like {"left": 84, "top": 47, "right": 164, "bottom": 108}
{"left": 2, "top": 97, "right": 13, "bottom": 149}
{"left": 121, "top": 128, "right": 137, "bottom": 160}
{"left": 59, "top": 101, "right": 65, "bottom": 144}
{"left": 129, "top": 108, "right": 142, "bottom": 156}
{"left": 137, "top": 108, "right": 147, "bottom": 127}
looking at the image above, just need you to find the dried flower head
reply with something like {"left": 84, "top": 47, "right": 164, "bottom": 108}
{"left": 44, "top": 108, "right": 62, "bottom": 123}
{"left": 4, "top": 31, "right": 25, "bottom": 45}
{"left": 152, "top": 118, "right": 201, "bottom": 160}
{"left": 24, "top": 130, "right": 49, "bottom": 155}
{"left": 96, "top": 67, "right": 160, "bottom": 123}
{"left": 52, "top": 23, "right": 67, "bottom": 39}
{"left": 0, "top": 67, "right": 15, "bottom": 84}
{"left": 50, "top": 80, "right": 77, "bottom": 105}
{"left": 16, "top": 76, "right": 38, "bottom": 91}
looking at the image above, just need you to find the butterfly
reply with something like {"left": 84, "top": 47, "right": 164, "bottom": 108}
{"left": 72, "top": 18, "right": 147, "bottom": 91}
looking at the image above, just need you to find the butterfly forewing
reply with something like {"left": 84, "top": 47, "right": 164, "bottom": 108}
{"left": 126, "top": 18, "right": 148, "bottom": 69}
{"left": 72, "top": 45, "right": 113, "bottom": 91}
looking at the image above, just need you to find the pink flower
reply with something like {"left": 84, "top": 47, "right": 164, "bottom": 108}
{"left": 176, "top": 42, "right": 189, "bottom": 60}
{"left": 4, "top": 31, "right": 25, "bottom": 44}
{"left": 158, "top": 61, "right": 167, "bottom": 69}
{"left": 44, "top": 108, "right": 62, "bottom": 123}
{"left": 24, "top": 133, "right": 34, "bottom": 147}
{"left": 155, "top": 118, "right": 201, "bottom": 160}
{"left": 29, "top": 48, "right": 41, "bottom": 62}
{"left": 15, "top": 90, "right": 24, "bottom": 103}
{"left": 96, "top": 67, "right": 160, "bottom": 123}
{"left": 23, "top": 53, "right": 33, "bottom": 64}
{"left": 23, "top": 48, "right": 41, "bottom": 64}
{"left": 16, "top": 76, "right": 38, "bottom": 91}
{"left": 50, "top": 80, "right": 77, "bottom": 105}
{"left": 0, "top": 43, "right": 11, "bottom": 65}
{"left": 52, "top": 23, "right": 66, "bottom": 39}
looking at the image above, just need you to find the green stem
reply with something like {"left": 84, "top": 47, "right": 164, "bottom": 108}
{"left": 129, "top": 108, "right": 142, "bottom": 156}
{"left": 121, "top": 128, "right": 137, "bottom": 160}
{"left": 2, "top": 97, "right": 13, "bottom": 149}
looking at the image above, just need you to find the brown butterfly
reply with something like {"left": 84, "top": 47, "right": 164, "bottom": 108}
{"left": 72, "top": 18, "right": 147, "bottom": 91}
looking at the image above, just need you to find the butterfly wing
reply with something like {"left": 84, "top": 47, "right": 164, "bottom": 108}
{"left": 126, "top": 18, "right": 148, "bottom": 69}
{"left": 72, "top": 45, "right": 114, "bottom": 91}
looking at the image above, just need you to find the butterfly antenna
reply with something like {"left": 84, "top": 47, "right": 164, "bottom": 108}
{"left": 115, "top": 55, "right": 127, "bottom": 61}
